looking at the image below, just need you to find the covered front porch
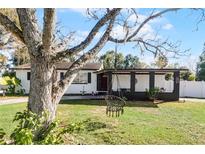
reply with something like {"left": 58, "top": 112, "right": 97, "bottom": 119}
{"left": 95, "top": 69, "right": 188, "bottom": 101}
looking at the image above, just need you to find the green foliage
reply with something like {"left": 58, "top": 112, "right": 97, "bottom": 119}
{"left": 180, "top": 68, "right": 195, "bottom": 81}
{"left": 16, "top": 89, "right": 25, "bottom": 96}
{"left": 100, "top": 51, "right": 148, "bottom": 69}
{"left": 0, "top": 128, "right": 6, "bottom": 145}
{"left": 165, "top": 73, "right": 172, "bottom": 81}
{"left": 124, "top": 54, "right": 143, "bottom": 69}
{"left": 0, "top": 75, "right": 22, "bottom": 95}
{"left": 64, "top": 120, "right": 86, "bottom": 134}
{"left": 197, "top": 62, "right": 205, "bottom": 81}
{"left": 0, "top": 110, "right": 67, "bottom": 145}
{"left": 2, "top": 71, "right": 16, "bottom": 78}
{"left": 146, "top": 87, "right": 160, "bottom": 101}
{"left": 10, "top": 110, "right": 66, "bottom": 145}
{"left": 63, "top": 118, "right": 107, "bottom": 134}
{"left": 152, "top": 55, "right": 168, "bottom": 69}
{"left": 196, "top": 43, "right": 205, "bottom": 81}
{"left": 100, "top": 50, "right": 124, "bottom": 69}
{"left": 187, "top": 73, "right": 195, "bottom": 81}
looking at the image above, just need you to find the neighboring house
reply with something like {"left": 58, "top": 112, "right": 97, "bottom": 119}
{"left": 13, "top": 62, "right": 187, "bottom": 101}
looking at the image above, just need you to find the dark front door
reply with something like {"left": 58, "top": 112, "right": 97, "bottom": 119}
{"left": 97, "top": 74, "right": 108, "bottom": 91}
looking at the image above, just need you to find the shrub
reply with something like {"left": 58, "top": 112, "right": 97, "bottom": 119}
{"left": 0, "top": 110, "right": 67, "bottom": 145}
{"left": 0, "top": 128, "right": 6, "bottom": 145}
{"left": 0, "top": 75, "right": 22, "bottom": 95}
{"left": 146, "top": 87, "right": 160, "bottom": 101}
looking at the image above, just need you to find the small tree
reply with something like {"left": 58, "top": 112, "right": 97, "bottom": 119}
{"left": 197, "top": 43, "right": 205, "bottom": 81}
{"left": 124, "top": 54, "right": 143, "bottom": 69}
{"left": 100, "top": 50, "right": 124, "bottom": 69}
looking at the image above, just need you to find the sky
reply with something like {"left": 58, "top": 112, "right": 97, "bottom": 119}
{"left": 1, "top": 8, "right": 205, "bottom": 72}
{"left": 50, "top": 8, "right": 205, "bottom": 72}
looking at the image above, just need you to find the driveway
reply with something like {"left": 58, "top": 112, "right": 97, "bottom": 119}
{"left": 0, "top": 97, "right": 28, "bottom": 105}
{"left": 180, "top": 98, "right": 205, "bottom": 103}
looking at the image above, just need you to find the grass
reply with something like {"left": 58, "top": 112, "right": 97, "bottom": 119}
{"left": 1, "top": 99, "right": 205, "bottom": 144}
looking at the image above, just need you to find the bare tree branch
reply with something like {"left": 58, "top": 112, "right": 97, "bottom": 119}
{"left": 108, "top": 8, "right": 180, "bottom": 43}
{"left": 53, "top": 14, "right": 117, "bottom": 103}
{"left": 16, "top": 9, "right": 41, "bottom": 55}
{"left": 42, "top": 8, "right": 56, "bottom": 52}
{"left": 52, "top": 8, "right": 122, "bottom": 62}
{"left": 0, "top": 12, "right": 25, "bottom": 44}
{"left": 133, "top": 38, "right": 190, "bottom": 58}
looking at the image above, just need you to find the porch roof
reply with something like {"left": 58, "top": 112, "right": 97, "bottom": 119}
{"left": 94, "top": 68, "right": 188, "bottom": 74}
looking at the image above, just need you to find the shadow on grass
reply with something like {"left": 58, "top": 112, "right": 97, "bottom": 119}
{"left": 60, "top": 99, "right": 162, "bottom": 108}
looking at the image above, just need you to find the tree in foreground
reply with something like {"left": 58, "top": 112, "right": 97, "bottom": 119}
{"left": 0, "top": 8, "right": 191, "bottom": 124}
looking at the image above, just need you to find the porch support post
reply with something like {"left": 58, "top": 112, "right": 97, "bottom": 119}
{"left": 107, "top": 71, "right": 112, "bottom": 95}
{"left": 173, "top": 71, "right": 180, "bottom": 99}
{"left": 130, "top": 72, "right": 135, "bottom": 94}
{"left": 149, "top": 71, "right": 155, "bottom": 90}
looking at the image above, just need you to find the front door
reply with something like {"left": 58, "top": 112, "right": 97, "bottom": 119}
{"left": 97, "top": 74, "right": 108, "bottom": 91}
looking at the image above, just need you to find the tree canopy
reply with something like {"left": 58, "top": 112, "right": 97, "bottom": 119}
{"left": 100, "top": 51, "right": 148, "bottom": 69}
{"left": 197, "top": 43, "right": 205, "bottom": 81}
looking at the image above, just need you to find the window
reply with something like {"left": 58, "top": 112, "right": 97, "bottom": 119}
{"left": 60, "top": 72, "right": 64, "bottom": 80}
{"left": 88, "top": 72, "right": 91, "bottom": 83}
{"left": 27, "top": 72, "right": 30, "bottom": 80}
{"left": 73, "top": 72, "right": 88, "bottom": 84}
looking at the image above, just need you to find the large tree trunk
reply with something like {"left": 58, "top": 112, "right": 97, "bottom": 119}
{"left": 28, "top": 56, "right": 57, "bottom": 122}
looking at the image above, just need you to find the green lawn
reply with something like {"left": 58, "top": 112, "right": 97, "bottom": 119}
{"left": 1, "top": 99, "right": 205, "bottom": 144}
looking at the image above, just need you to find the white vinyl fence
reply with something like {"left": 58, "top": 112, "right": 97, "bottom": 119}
{"left": 180, "top": 81, "right": 205, "bottom": 98}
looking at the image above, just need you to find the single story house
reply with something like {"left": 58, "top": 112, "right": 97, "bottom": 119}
{"left": 13, "top": 62, "right": 187, "bottom": 101}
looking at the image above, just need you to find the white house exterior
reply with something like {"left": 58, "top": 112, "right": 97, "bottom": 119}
{"left": 13, "top": 63, "right": 186, "bottom": 100}
{"left": 14, "top": 62, "right": 102, "bottom": 95}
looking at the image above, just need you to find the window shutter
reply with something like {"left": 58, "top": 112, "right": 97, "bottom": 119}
{"left": 27, "top": 72, "right": 30, "bottom": 80}
{"left": 60, "top": 72, "right": 64, "bottom": 80}
{"left": 88, "top": 72, "right": 91, "bottom": 83}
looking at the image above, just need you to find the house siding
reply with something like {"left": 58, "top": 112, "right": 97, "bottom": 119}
{"left": 16, "top": 70, "right": 98, "bottom": 95}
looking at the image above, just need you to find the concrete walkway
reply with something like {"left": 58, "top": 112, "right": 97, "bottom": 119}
{"left": 0, "top": 95, "right": 104, "bottom": 105}
{"left": 0, "top": 97, "right": 28, "bottom": 105}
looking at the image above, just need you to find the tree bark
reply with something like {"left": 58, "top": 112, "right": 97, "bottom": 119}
{"left": 28, "top": 55, "right": 57, "bottom": 122}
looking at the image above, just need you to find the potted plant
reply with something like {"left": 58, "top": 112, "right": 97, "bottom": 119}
{"left": 146, "top": 87, "right": 160, "bottom": 102}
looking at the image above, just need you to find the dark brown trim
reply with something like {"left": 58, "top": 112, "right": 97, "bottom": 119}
{"left": 94, "top": 68, "right": 188, "bottom": 74}
{"left": 173, "top": 71, "right": 180, "bottom": 99}
{"left": 149, "top": 72, "right": 155, "bottom": 89}
{"left": 130, "top": 72, "right": 135, "bottom": 97}
{"left": 107, "top": 71, "right": 112, "bottom": 95}
{"left": 112, "top": 91, "right": 179, "bottom": 101}
{"left": 12, "top": 68, "right": 99, "bottom": 71}
{"left": 111, "top": 72, "right": 167, "bottom": 75}
{"left": 63, "top": 93, "right": 94, "bottom": 96}
{"left": 71, "top": 83, "right": 88, "bottom": 84}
